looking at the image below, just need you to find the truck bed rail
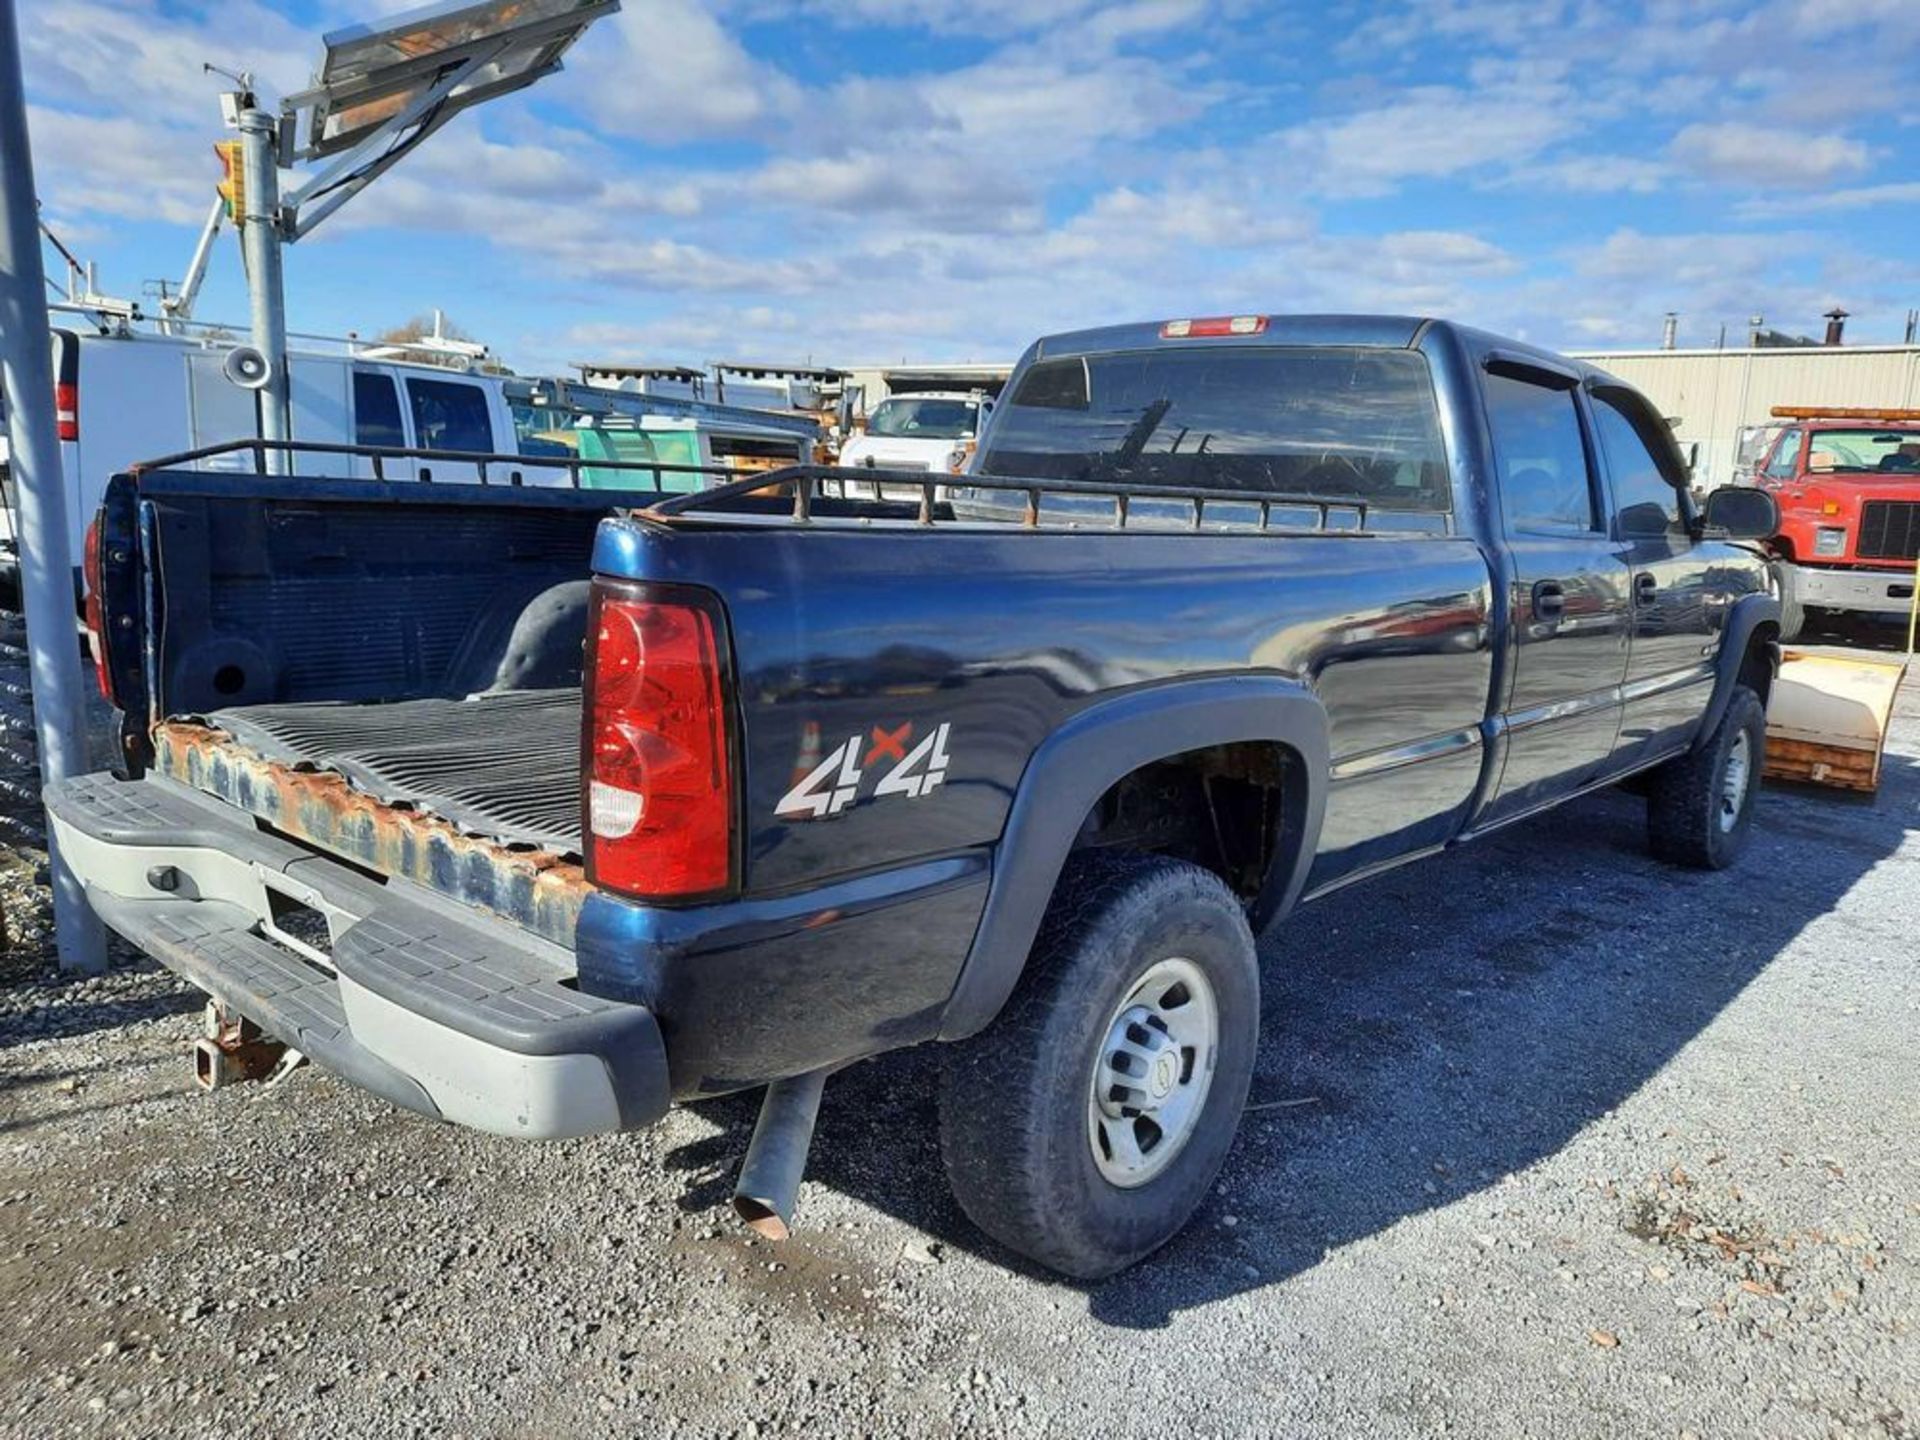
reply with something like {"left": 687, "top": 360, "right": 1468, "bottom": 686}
{"left": 126, "top": 436, "right": 747, "bottom": 489}
{"left": 123, "top": 439, "right": 1452, "bottom": 536}
{"left": 646, "top": 464, "right": 1453, "bottom": 536}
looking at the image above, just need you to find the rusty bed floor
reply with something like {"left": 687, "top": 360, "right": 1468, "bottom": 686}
{"left": 202, "top": 689, "right": 583, "bottom": 855}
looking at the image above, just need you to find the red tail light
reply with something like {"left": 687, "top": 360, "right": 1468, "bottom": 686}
{"left": 82, "top": 515, "right": 113, "bottom": 702}
{"left": 582, "top": 582, "right": 734, "bottom": 900}
{"left": 54, "top": 381, "right": 78, "bottom": 442}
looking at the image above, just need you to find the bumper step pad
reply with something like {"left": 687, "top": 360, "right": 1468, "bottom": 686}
{"left": 47, "top": 772, "right": 668, "bottom": 1138}
{"left": 87, "top": 891, "right": 440, "bottom": 1120}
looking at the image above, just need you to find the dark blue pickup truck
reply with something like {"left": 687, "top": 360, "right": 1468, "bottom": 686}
{"left": 47, "top": 315, "right": 1781, "bottom": 1277}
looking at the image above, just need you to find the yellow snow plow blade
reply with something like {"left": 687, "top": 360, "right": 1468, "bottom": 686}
{"left": 1763, "top": 651, "right": 1907, "bottom": 794}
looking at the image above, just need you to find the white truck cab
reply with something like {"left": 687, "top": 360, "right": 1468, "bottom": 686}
{"left": 835, "top": 391, "right": 989, "bottom": 498}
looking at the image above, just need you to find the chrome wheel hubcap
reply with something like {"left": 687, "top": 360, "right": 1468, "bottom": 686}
{"left": 1088, "top": 957, "right": 1219, "bottom": 1188}
{"left": 1719, "top": 730, "right": 1752, "bottom": 833}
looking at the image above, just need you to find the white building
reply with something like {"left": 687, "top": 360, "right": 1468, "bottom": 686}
{"left": 1568, "top": 343, "right": 1920, "bottom": 489}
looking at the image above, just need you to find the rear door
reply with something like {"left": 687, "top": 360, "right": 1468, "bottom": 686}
{"left": 1591, "top": 384, "right": 1718, "bottom": 768}
{"left": 402, "top": 373, "right": 496, "bottom": 484}
{"left": 186, "top": 350, "right": 260, "bottom": 471}
{"left": 1481, "top": 361, "right": 1632, "bottom": 823}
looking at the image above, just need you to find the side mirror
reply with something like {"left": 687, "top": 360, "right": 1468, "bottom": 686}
{"left": 1702, "top": 486, "right": 1779, "bottom": 541}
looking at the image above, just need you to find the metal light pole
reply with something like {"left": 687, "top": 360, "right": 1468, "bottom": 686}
{"left": 235, "top": 98, "right": 291, "bottom": 471}
{"left": 0, "top": 0, "right": 108, "bottom": 972}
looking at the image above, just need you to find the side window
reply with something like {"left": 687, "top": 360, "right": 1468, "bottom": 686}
{"left": 1592, "top": 391, "right": 1683, "bottom": 538}
{"left": 406, "top": 379, "right": 493, "bottom": 454}
{"left": 1764, "top": 428, "right": 1804, "bottom": 479}
{"left": 1484, "top": 370, "right": 1598, "bottom": 533}
{"left": 353, "top": 371, "right": 405, "bottom": 449}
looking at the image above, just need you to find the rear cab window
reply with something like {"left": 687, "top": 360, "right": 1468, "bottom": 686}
{"left": 977, "top": 346, "right": 1451, "bottom": 513}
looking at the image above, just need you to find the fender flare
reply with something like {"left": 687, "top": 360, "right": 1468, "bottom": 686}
{"left": 937, "top": 676, "right": 1330, "bottom": 1041}
{"left": 1693, "top": 591, "right": 1781, "bottom": 752}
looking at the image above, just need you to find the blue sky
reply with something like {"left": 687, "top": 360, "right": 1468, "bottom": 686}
{"left": 22, "top": 0, "right": 1920, "bottom": 374}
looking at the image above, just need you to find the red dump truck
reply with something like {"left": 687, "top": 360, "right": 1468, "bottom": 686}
{"left": 1751, "top": 406, "right": 1920, "bottom": 638}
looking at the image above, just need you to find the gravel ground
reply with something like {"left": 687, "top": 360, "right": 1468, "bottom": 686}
{"left": 0, "top": 616, "right": 1915, "bottom": 1439}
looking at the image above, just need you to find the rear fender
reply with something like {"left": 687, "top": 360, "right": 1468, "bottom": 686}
{"left": 937, "top": 676, "right": 1329, "bottom": 1040}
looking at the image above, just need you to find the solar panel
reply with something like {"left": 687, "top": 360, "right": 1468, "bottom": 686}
{"left": 288, "top": 0, "right": 616, "bottom": 160}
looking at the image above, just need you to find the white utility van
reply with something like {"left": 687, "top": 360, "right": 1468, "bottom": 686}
{"left": 1, "top": 314, "right": 821, "bottom": 590}
{"left": 18, "top": 318, "right": 526, "bottom": 572}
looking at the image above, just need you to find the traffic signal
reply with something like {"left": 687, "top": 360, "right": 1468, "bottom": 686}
{"left": 214, "top": 140, "right": 245, "bottom": 221}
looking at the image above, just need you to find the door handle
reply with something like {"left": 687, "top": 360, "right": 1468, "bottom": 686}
{"left": 1531, "top": 579, "right": 1566, "bottom": 621}
{"left": 1634, "top": 571, "right": 1658, "bottom": 601}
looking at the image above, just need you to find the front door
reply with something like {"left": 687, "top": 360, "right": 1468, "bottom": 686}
{"left": 1481, "top": 364, "right": 1632, "bottom": 824}
{"left": 1590, "top": 385, "right": 1718, "bottom": 768}
{"left": 351, "top": 369, "right": 415, "bottom": 482}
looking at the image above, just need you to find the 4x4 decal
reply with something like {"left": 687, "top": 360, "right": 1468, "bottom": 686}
{"left": 777, "top": 722, "right": 952, "bottom": 819}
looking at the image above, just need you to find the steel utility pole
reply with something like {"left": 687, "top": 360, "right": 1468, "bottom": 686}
{"left": 0, "top": 0, "right": 108, "bottom": 971}
{"left": 235, "top": 94, "right": 291, "bottom": 471}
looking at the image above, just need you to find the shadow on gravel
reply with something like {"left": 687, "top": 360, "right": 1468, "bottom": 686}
{"left": 0, "top": 975, "right": 201, "bottom": 1055}
{"left": 700, "top": 737, "right": 1916, "bottom": 1328}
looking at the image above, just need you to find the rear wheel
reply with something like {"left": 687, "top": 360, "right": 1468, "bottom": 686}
{"left": 1646, "top": 686, "right": 1766, "bottom": 870}
{"left": 938, "top": 854, "right": 1258, "bottom": 1279}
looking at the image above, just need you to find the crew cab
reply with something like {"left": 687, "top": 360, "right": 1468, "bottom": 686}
{"left": 46, "top": 315, "right": 1780, "bottom": 1278}
{"left": 1750, "top": 407, "right": 1920, "bottom": 638}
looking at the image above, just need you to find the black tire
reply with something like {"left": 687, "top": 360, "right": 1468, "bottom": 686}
{"left": 1646, "top": 686, "right": 1766, "bottom": 870}
{"left": 938, "top": 853, "right": 1259, "bottom": 1279}
{"left": 1770, "top": 561, "right": 1805, "bottom": 642}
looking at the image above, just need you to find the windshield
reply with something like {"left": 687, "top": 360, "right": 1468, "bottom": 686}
{"left": 977, "top": 346, "right": 1449, "bottom": 511}
{"left": 866, "top": 397, "right": 977, "bottom": 440}
{"left": 1807, "top": 429, "right": 1920, "bottom": 475}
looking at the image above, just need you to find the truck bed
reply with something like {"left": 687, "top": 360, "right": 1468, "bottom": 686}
{"left": 203, "top": 689, "right": 584, "bottom": 854}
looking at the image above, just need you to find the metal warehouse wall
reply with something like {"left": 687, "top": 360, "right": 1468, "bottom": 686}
{"left": 1567, "top": 345, "right": 1920, "bottom": 488}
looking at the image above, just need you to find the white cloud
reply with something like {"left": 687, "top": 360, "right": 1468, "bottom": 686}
{"left": 26, "top": 105, "right": 213, "bottom": 227}
{"left": 1496, "top": 154, "right": 1673, "bottom": 194}
{"left": 571, "top": 0, "right": 796, "bottom": 142}
{"left": 1668, "top": 121, "right": 1870, "bottom": 187}
{"left": 20, "top": 0, "right": 314, "bottom": 119}
{"left": 1272, "top": 85, "right": 1577, "bottom": 197}
{"left": 1751, "top": 180, "right": 1920, "bottom": 215}
{"left": 18, "top": 0, "right": 1920, "bottom": 374}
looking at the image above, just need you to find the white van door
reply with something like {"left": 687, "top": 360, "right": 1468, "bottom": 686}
{"left": 288, "top": 358, "right": 352, "bottom": 476}
{"left": 350, "top": 368, "right": 415, "bottom": 482}
{"left": 400, "top": 373, "right": 499, "bottom": 485}
{"left": 186, "top": 351, "right": 261, "bottom": 472}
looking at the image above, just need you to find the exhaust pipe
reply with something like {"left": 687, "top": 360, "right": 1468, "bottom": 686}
{"left": 731, "top": 1068, "right": 829, "bottom": 1241}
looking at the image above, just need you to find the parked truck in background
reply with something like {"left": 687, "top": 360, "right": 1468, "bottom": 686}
{"left": 46, "top": 314, "right": 1781, "bottom": 1278}
{"left": 835, "top": 390, "right": 991, "bottom": 495}
{"left": 1750, "top": 406, "right": 1920, "bottom": 639}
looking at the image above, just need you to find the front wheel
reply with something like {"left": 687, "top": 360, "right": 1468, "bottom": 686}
{"left": 1646, "top": 686, "right": 1767, "bottom": 870}
{"left": 938, "top": 854, "right": 1259, "bottom": 1279}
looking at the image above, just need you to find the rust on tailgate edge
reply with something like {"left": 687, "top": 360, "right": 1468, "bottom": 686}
{"left": 155, "top": 722, "right": 589, "bottom": 948}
